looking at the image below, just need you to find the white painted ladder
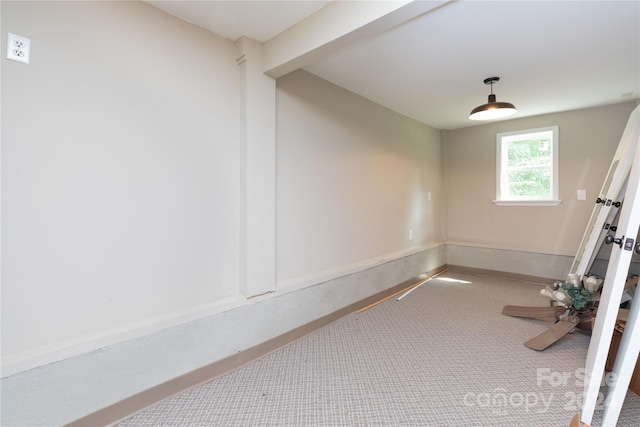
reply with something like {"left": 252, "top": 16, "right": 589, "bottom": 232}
{"left": 578, "top": 105, "right": 640, "bottom": 426}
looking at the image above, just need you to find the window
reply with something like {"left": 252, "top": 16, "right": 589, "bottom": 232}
{"left": 495, "top": 126, "right": 560, "bottom": 206}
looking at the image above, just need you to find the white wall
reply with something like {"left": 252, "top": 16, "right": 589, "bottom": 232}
{"left": 1, "top": 0, "right": 241, "bottom": 373}
{"left": 276, "top": 70, "right": 443, "bottom": 290}
{"left": 445, "top": 102, "right": 638, "bottom": 267}
{"left": 1, "top": 3, "right": 446, "bottom": 425}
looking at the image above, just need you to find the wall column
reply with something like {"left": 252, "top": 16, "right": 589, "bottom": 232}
{"left": 236, "top": 37, "right": 276, "bottom": 298}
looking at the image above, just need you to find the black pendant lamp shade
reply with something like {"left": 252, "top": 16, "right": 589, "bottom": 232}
{"left": 469, "top": 77, "right": 517, "bottom": 120}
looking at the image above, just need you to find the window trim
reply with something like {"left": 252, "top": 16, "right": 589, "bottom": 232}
{"left": 494, "top": 125, "right": 561, "bottom": 206}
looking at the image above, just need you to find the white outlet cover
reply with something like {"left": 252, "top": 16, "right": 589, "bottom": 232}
{"left": 7, "top": 33, "right": 30, "bottom": 64}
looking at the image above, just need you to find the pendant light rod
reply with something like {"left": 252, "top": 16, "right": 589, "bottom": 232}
{"left": 486, "top": 77, "right": 497, "bottom": 93}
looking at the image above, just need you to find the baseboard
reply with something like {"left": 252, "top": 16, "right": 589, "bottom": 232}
{"left": 276, "top": 242, "right": 445, "bottom": 294}
{"left": 446, "top": 264, "right": 557, "bottom": 285}
{"left": 0, "top": 294, "right": 248, "bottom": 379}
{"left": 65, "top": 266, "right": 446, "bottom": 427}
{"left": 1, "top": 244, "right": 444, "bottom": 380}
{"left": 445, "top": 244, "right": 573, "bottom": 280}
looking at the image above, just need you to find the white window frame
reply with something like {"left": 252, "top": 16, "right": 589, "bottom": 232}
{"left": 494, "top": 125, "right": 561, "bottom": 206}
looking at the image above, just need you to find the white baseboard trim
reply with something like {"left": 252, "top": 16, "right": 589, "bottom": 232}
{"left": 1, "top": 244, "right": 445, "bottom": 379}
{"left": 445, "top": 243, "right": 573, "bottom": 280}
{"left": 276, "top": 242, "right": 446, "bottom": 295}
{"left": 445, "top": 240, "right": 574, "bottom": 256}
{"left": 1, "top": 294, "right": 247, "bottom": 379}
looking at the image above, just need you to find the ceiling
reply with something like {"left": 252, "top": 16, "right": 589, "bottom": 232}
{"left": 147, "top": 0, "right": 640, "bottom": 130}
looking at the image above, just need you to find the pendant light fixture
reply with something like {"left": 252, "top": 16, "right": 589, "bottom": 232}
{"left": 469, "top": 77, "right": 517, "bottom": 121}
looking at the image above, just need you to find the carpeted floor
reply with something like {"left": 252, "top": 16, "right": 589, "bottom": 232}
{"left": 117, "top": 271, "right": 640, "bottom": 426}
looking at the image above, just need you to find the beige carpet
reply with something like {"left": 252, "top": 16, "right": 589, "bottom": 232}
{"left": 118, "top": 271, "right": 640, "bottom": 426}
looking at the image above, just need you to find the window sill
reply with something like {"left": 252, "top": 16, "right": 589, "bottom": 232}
{"left": 493, "top": 200, "right": 562, "bottom": 207}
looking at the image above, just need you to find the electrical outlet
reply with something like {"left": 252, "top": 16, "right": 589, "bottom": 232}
{"left": 7, "top": 33, "right": 30, "bottom": 64}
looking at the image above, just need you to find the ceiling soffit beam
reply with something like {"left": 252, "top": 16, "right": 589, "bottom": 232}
{"left": 263, "top": 0, "right": 453, "bottom": 79}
